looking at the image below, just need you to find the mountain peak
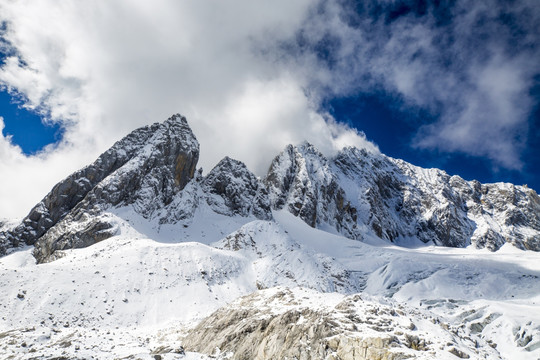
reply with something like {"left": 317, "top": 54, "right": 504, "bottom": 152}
{"left": 202, "top": 156, "right": 272, "bottom": 220}
{"left": 0, "top": 114, "right": 200, "bottom": 260}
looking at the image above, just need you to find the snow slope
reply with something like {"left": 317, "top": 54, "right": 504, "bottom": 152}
{"left": 1, "top": 210, "right": 539, "bottom": 359}
{"left": 1, "top": 115, "right": 539, "bottom": 359}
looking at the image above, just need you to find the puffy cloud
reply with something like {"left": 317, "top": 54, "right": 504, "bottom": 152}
{"left": 1, "top": 0, "right": 539, "bottom": 218}
{"left": 0, "top": 0, "right": 375, "bottom": 218}
{"left": 0, "top": 116, "right": 97, "bottom": 219}
{"left": 274, "top": 0, "right": 540, "bottom": 170}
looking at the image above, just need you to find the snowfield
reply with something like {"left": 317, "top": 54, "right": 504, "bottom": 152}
{"left": 1, "top": 116, "right": 540, "bottom": 359}
{"left": 1, "top": 209, "right": 539, "bottom": 359}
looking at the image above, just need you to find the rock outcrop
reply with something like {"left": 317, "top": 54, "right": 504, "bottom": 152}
{"left": 202, "top": 157, "right": 272, "bottom": 220}
{"left": 265, "top": 143, "right": 361, "bottom": 240}
{"left": 1, "top": 121, "right": 163, "bottom": 254}
{"left": 1, "top": 114, "right": 199, "bottom": 261}
{"left": 182, "top": 287, "right": 499, "bottom": 360}
{"left": 265, "top": 144, "right": 540, "bottom": 251}
{"left": 331, "top": 147, "right": 540, "bottom": 250}
{"left": 0, "top": 115, "right": 278, "bottom": 262}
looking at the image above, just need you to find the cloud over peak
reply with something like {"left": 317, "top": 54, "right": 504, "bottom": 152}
{"left": 0, "top": 0, "right": 539, "bottom": 217}
{"left": 0, "top": 0, "right": 376, "bottom": 218}
{"left": 273, "top": 0, "right": 540, "bottom": 169}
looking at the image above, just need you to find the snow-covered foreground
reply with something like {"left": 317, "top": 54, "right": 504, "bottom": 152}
{"left": 1, "top": 210, "right": 539, "bottom": 359}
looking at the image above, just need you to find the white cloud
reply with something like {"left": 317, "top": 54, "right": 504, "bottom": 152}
{"left": 1, "top": 0, "right": 538, "bottom": 219}
{"left": 273, "top": 0, "right": 540, "bottom": 170}
{"left": 0, "top": 116, "right": 98, "bottom": 219}
{"left": 415, "top": 54, "right": 534, "bottom": 169}
{"left": 0, "top": 0, "right": 376, "bottom": 218}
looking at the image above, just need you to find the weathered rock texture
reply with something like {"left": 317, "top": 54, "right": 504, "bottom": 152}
{"left": 183, "top": 290, "right": 399, "bottom": 360}
{"left": 202, "top": 157, "right": 272, "bottom": 220}
{"left": 14, "top": 114, "right": 199, "bottom": 262}
{"left": 0, "top": 114, "right": 279, "bottom": 262}
{"left": 265, "top": 145, "right": 540, "bottom": 251}
{"left": 182, "top": 287, "right": 499, "bottom": 360}
{"left": 265, "top": 143, "right": 361, "bottom": 240}
{"left": 1, "top": 121, "right": 163, "bottom": 255}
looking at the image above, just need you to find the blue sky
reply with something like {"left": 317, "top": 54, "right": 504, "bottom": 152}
{"left": 0, "top": 0, "right": 539, "bottom": 217}
{"left": 0, "top": 91, "right": 63, "bottom": 154}
{"left": 327, "top": 92, "right": 540, "bottom": 190}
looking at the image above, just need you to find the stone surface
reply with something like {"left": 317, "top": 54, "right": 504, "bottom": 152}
{"left": 265, "top": 144, "right": 540, "bottom": 251}
{"left": 182, "top": 289, "right": 404, "bottom": 360}
{"left": 182, "top": 288, "right": 497, "bottom": 360}
{"left": 202, "top": 156, "right": 272, "bottom": 220}
{"left": 1, "top": 114, "right": 200, "bottom": 261}
{"left": 265, "top": 143, "right": 361, "bottom": 240}
{"left": 0, "top": 115, "right": 277, "bottom": 262}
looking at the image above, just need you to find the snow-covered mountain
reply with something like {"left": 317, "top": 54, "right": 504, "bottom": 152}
{"left": 265, "top": 142, "right": 540, "bottom": 251}
{"left": 1, "top": 114, "right": 539, "bottom": 359}
{"left": 2, "top": 114, "right": 539, "bottom": 260}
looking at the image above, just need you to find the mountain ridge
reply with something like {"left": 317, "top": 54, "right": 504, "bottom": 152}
{"left": 1, "top": 114, "right": 539, "bottom": 261}
{"left": 1, "top": 114, "right": 540, "bottom": 359}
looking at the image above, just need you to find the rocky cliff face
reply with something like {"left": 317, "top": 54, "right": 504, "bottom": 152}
{"left": 330, "top": 147, "right": 475, "bottom": 248}
{"left": 334, "top": 147, "right": 540, "bottom": 251}
{"left": 1, "top": 121, "right": 162, "bottom": 255}
{"left": 265, "top": 144, "right": 540, "bottom": 251}
{"left": 0, "top": 114, "right": 277, "bottom": 262}
{"left": 264, "top": 143, "right": 361, "bottom": 240}
{"left": 1, "top": 114, "right": 539, "bottom": 261}
{"left": 202, "top": 157, "right": 272, "bottom": 220}
{"left": 7, "top": 114, "right": 200, "bottom": 262}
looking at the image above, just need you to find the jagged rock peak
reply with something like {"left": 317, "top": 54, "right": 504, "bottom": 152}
{"left": 265, "top": 141, "right": 540, "bottom": 252}
{"left": 333, "top": 145, "right": 540, "bottom": 251}
{"left": 265, "top": 143, "right": 361, "bottom": 239}
{"left": 203, "top": 156, "right": 272, "bottom": 220}
{"left": 265, "top": 142, "right": 331, "bottom": 210}
{"left": 161, "top": 114, "right": 200, "bottom": 190}
{"left": 2, "top": 114, "right": 540, "bottom": 260}
{"left": 0, "top": 114, "right": 200, "bottom": 259}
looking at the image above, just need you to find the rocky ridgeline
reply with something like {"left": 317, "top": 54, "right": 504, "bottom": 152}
{"left": 265, "top": 143, "right": 540, "bottom": 251}
{"left": 202, "top": 156, "right": 272, "bottom": 220}
{"left": 331, "top": 147, "right": 540, "bottom": 250}
{"left": 1, "top": 114, "right": 539, "bottom": 261}
{"left": 265, "top": 143, "right": 362, "bottom": 240}
{"left": 0, "top": 115, "right": 270, "bottom": 262}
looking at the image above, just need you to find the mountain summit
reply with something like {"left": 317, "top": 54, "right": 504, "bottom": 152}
{"left": 1, "top": 114, "right": 539, "bottom": 262}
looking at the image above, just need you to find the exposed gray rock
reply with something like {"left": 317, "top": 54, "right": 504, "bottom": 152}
{"left": 2, "top": 114, "right": 539, "bottom": 259}
{"left": 182, "top": 288, "right": 494, "bottom": 360}
{"left": 0, "top": 115, "right": 278, "bottom": 262}
{"left": 1, "top": 114, "right": 200, "bottom": 261}
{"left": 265, "top": 144, "right": 540, "bottom": 251}
{"left": 203, "top": 156, "right": 272, "bottom": 220}
{"left": 33, "top": 212, "right": 120, "bottom": 263}
{"left": 1, "top": 121, "right": 161, "bottom": 254}
{"left": 332, "top": 147, "right": 478, "bottom": 248}
{"left": 265, "top": 143, "right": 361, "bottom": 240}
{"left": 154, "top": 156, "right": 273, "bottom": 226}
{"left": 182, "top": 289, "right": 405, "bottom": 360}
{"left": 449, "top": 347, "right": 470, "bottom": 358}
